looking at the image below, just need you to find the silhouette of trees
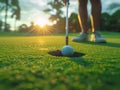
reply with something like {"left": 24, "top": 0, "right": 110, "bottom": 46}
{"left": 11, "top": 0, "right": 21, "bottom": 31}
{"left": 101, "top": 10, "right": 120, "bottom": 32}
{"left": 18, "top": 22, "right": 54, "bottom": 35}
{"left": 69, "top": 13, "right": 80, "bottom": 32}
{"left": 44, "top": 0, "right": 66, "bottom": 33}
{"left": 44, "top": 0, "right": 63, "bottom": 22}
{"left": 0, "top": 0, "right": 20, "bottom": 31}
{"left": 101, "top": 12, "right": 111, "bottom": 31}
{"left": 109, "top": 10, "right": 120, "bottom": 32}
{"left": 18, "top": 24, "right": 28, "bottom": 32}
{"left": 0, "top": 1, "right": 119, "bottom": 33}
{"left": 0, "top": 20, "right": 3, "bottom": 31}
{"left": 44, "top": 1, "right": 120, "bottom": 33}
{"left": 100, "top": 2, "right": 120, "bottom": 32}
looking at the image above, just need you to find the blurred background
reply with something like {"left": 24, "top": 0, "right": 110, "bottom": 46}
{"left": 0, "top": 0, "right": 120, "bottom": 35}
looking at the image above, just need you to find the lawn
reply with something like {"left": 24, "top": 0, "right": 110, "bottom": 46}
{"left": 0, "top": 32, "right": 120, "bottom": 90}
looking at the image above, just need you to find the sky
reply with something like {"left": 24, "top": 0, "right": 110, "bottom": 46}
{"left": 0, "top": 0, "right": 120, "bottom": 30}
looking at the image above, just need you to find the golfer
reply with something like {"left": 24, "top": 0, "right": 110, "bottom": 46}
{"left": 63, "top": 0, "right": 106, "bottom": 43}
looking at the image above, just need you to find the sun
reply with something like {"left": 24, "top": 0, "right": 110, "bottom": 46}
{"left": 32, "top": 17, "right": 54, "bottom": 35}
{"left": 35, "top": 18, "right": 51, "bottom": 27}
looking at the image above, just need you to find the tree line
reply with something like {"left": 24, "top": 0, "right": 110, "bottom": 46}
{"left": 0, "top": 0, "right": 120, "bottom": 34}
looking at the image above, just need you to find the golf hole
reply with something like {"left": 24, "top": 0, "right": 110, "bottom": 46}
{"left": 48, "top": 50, "right": 85, "bottom": 57}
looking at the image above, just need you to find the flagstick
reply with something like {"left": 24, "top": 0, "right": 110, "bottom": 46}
{"left": 66, "top": 1, "right": 69, "bottom": 45}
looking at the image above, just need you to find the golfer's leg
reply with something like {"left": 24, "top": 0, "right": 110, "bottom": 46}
{"left": 78, "top": 0, "right": 88, "bottom": 33}
{"left": 90, "top": 0, "right": 106, "bottom": 43}
{"left": 90, "top": 0, "right": 101, "bottom": 32}
{"left": 72, "top": 0, "right": 88, "bottom": 42}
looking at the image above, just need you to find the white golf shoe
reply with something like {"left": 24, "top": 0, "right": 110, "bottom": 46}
{"left": 90, "top": 31, "right": 106, "bottom": 43}
{"left": 72, "top": 32, "right": 88, "bottom": 42}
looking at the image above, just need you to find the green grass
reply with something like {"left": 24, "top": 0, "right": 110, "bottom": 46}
{"left": 0, "top": 32, "right": 120, "bottom": 90}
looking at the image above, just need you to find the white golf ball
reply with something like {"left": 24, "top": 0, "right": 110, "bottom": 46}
{"left": 61, "top": 45, "right": 74, "bottom": 56}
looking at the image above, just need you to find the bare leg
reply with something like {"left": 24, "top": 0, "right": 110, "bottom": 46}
{"left": 78, "top": 0, "right": 88, "bottom": 33}
{"left": 72, "top": 0, "right": 89, "bottom": 42}
{"left": 72, "top": 0, "right": 106, "bottom": 43}
{"left": 90, "top": 0, "right": 106, "bottom": 43}
{"left": 90, "top": 0, "right": 101, "bottom": 32}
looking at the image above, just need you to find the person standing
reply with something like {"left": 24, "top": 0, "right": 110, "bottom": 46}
{"left": 63, "top": 0, "right": 106, "bottom": 43}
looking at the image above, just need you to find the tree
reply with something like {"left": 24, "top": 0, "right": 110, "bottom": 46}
{"left": 18, "top": 24, "right": 28, "bottom": 32}
{"left": 4, "top": 0, "right": 9, "bottom": 32}
{"left": 44, "top": 0, "right": 68, "bottom": 33}
{"left": 11, "top": 0, "right": 21, "bottom": 31}
{"left": 69, "top": 13, "right": 80, "bottom": 32}
{"left": 0, "top": 0, "right": 20, "bottom": 31}
{"left": 44, "top": 0, "right": 63, "bottom": 23}
{"left": 0, "top": 20, "right": 3, "bottom": 31}
{"left": 101, "top": 12, "right": 111, "bottom": 31}
{"left": 11, "top": 6, "right": 21, "bottom": 31}
{"left": 110, "top": 10, "right": 120, "bottom": 32}
{"left": 101, "top": 9, "right": 120, "bottom": 32}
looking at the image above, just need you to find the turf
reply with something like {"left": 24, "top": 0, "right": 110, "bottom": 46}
{"left": 0, "top": 32, "right": 120, "bottom": 90}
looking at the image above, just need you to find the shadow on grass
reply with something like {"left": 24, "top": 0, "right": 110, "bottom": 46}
{"left": 48, "top": 50, "right": 93, "bottom": 67}
{"left": 79, "top": 41, "right": 120, "bottom": 48}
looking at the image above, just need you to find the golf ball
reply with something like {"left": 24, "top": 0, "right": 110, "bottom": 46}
{"left": 61, "top": 45, "right": 74, "bottom": 56}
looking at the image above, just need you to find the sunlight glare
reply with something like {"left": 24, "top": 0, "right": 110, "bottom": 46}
{"left": 35, "top": 18, "right": 51, "bottom": 27}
